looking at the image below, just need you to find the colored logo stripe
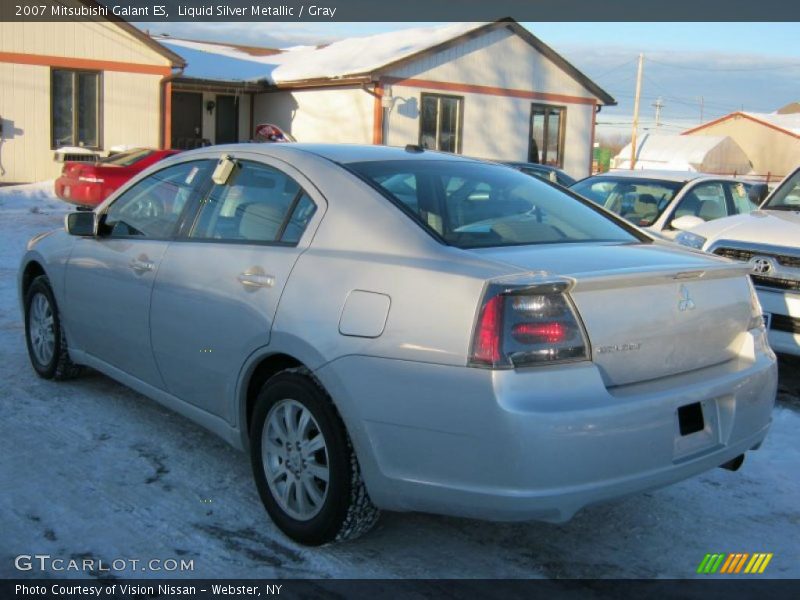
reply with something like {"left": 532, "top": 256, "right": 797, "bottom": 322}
{"left": 698, "top": 553, "right": 773, "bottom": 574}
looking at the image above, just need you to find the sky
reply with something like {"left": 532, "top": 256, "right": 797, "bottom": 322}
{"left": 139, "top": 21, "right": 800, "bottom": 138}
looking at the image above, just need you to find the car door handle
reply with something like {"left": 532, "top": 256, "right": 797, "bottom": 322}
{"left": 237, "top": 271, "right": 275, "bottom": 289}
{"left": 129, "top": 257, "right": 155, "bottom": 275}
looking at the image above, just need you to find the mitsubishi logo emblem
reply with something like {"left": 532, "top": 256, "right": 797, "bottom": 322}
{"left": 678, "top": 284, "right": 695, "bottom": 312}
{"left": 750, "top": 257, "right": 773, "bottom": 275}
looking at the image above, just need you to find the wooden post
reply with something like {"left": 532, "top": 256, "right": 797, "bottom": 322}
{"left": 630, "top": 53, "right": 644, "bottom": 170}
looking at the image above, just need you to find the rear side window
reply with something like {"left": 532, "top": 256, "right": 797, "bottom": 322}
{"left": 189, "top": 160, "right": 315, "bottom": 244}
{"left": 349, "top": 160, "right": 641, "bottom": 248}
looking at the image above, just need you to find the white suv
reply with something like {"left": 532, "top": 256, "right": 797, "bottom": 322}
{"left": 676, "top": 166, "right": 800, "bottom": 356}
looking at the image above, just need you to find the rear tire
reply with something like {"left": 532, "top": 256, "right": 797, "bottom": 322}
{"left": 250, "top": 370, "right": 379, "bottom": 545}
{"left": 24, "top": 275, "right": 83, "bottom": 380}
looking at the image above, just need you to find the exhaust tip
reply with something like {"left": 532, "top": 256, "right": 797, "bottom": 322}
{"left": 719, "top": 454, "right": 745, "bottom": 472}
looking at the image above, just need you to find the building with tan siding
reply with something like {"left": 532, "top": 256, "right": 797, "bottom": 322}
{"left": 683, "top": 111, "right": 800, "bottom": 181}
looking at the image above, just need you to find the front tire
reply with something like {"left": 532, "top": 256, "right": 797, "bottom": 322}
{"left": 24, "top": 275, "right": 83, "bottom": 380}
{"left": 250, "top": 370, "right": 379, "bottom": 545}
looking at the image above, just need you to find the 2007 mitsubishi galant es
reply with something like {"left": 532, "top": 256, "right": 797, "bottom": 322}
{"left": 19, "top": 144, "right": 777, "bottom": 545}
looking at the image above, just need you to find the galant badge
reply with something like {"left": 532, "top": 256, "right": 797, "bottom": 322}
{"left": 678, "top": 284, "right": 696, "bottom": 312}
{"left": 750, "top": 257, "right": 773, "bottom": 275}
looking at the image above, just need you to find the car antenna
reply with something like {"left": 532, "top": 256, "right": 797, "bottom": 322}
{"left": 405, "top": 144, "right": 425, "bottom": 153}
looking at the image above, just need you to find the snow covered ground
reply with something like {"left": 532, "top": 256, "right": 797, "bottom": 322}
{"left": 0, "top": 181, "right": 798, "bottom": 580}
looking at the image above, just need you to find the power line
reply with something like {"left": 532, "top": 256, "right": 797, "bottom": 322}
{"left": 647, "top": 57, "right": 800, "bottom": 72}
{"left": 589, "top": 57, "right": 640, "bottom": 80}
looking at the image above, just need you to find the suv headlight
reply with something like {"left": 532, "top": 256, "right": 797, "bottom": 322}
{"left": 675, "top": 231, "right": 707, "bottom": 250}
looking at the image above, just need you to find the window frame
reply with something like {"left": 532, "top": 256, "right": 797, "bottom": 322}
{"left": 50, "top": 68, "right": 103, "bottom": 150}
{"left": 529, "top": 103, "right": 566, "bottom": 168}
{"left": 418, "top": 92, "right": 464, "bottom": 154}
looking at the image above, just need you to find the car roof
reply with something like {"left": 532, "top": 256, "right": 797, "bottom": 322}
{"left": 503, "top": 161, "right": 559, "bottom": 171}
{"left": 205, "top": 143, "right": 483, "bottom": 165}
{"left": 589, "top": 169, "right": 747, "bottom": 183}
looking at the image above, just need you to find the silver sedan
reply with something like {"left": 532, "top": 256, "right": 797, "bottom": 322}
{"left": 19, "top": 144, "right": 777, "bottom": 545}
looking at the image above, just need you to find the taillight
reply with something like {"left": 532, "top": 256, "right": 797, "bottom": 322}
{"left": 472, "top": 294, "right": 504, "bottom": 364}
{"left": 469, "top": 279, "right": 590, "bottom": 368}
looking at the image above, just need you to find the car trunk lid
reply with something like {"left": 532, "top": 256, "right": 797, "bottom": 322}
{"left": 469, "top": 242, "right": 754, "bottom": 387}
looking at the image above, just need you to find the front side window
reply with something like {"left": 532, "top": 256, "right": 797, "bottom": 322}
{"left": 189, "top": 160, "right": 315, "bottom": 244}
{"left": 419, "top": 93, "right": 463, "bottom": 153}
{"left": 727, "top": 182, "right": 759, "bottom": 215}
{"left": 52, "top": 69, "right": 100, "bottom": 148}
{"left": 350, "top": 160, "right": 642, "bottom": 249}
{"left": 571, "top": 177, "right": 683, "bottom": 227}
{"left": 103, "top": 161, "right": 211, "bottom": 239}
{"left": 529, "top": 104, "right": 565, "bottom": 166}
{"left": 672, "top": 182, "right": 730, "bottom": 223}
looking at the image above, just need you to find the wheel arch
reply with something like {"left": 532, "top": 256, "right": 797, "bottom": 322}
{"left": 20, "top": 259, "right": 46, "bottom": 303}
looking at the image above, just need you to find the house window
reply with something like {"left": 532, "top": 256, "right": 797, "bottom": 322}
{"left": 529, "top": 104, "right": 565, "bottom": 166}
{"left": 52, "top": 69, "right": 100, "bottom": 148}
{"left": 419, "top": 93, "right": 463, "bottom": 153}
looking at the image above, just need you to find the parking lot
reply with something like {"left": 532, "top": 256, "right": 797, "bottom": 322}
{"left": 1, "top": 183, "right": 798, "bottom": 579}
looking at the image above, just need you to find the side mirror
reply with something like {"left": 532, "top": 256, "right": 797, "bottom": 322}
{"left": 65, "top": 211, "right": 97, "bottom": 236}
{"left": 671, "top": 215, "right": 705, "bottom": 232}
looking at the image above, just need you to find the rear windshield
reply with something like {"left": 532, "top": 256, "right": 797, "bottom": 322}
{"left": 570, "top": 176, "right": 684, "bottom": 226}
{"left": 348, "top": 160, "right": 641, "bottom": 248}
{"left": 101, "top": 149, "right": 153, "bottom": 166}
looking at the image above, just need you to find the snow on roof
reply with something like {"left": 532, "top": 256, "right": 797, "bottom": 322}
{"left": 742, "top": 112, "right": 800, "bottom": 135}
{"left": 159, "top": 39, "right": 275, "bottom": 82}
{"left": 156, "top": 22, "right": 484, "bottom": 85}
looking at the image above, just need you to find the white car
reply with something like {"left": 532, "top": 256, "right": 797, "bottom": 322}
{"left": 571, "top": 170, "right": 766, "bottom": 240}
{"left": 676, "top": 166, "right": 800, "bottom": 356}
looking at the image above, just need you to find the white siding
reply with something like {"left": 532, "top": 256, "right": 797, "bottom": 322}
{"left": 104, "top": 72, "right": 163, "bottom": 149}
{"left": 253, "top": 87, "right": 374, "bottom": 145}
{"left": 0, "top": 20, "right": 170, "bottom": 183}
{"left": 385, "top": 26, "right": 599, "bottom": 178}
{"left": 0, "top": 21, "right": 171, "bottom": 66}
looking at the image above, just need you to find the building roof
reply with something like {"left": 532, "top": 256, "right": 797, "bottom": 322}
{"left": 683, "top": 111, "right": 800, "bottom": 139}
{"left": 153, "top": 19, "right": 616, "bottom": 104}
{"left": 776, "top": 101, "right": 800, "bottom": 114}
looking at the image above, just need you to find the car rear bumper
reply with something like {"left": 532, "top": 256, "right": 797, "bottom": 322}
{"left": 756, "top": 287, "right": 800, "bottom": 356}
{"left": 54, "top": 177, "right": 105, "bottom": 207}
{"left": 316, "top": 331, "right": 777, "bottom": 522}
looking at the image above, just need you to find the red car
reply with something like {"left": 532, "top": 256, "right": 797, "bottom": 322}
{"left": 55, "top": 148, "right": 180, "bottom": 207}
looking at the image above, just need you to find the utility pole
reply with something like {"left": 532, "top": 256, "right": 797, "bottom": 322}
{"left": 698, "top": 96, "right": 704, "bottom": 123}
{"left": 652, "top": 96, "right": 664, "bottom": 127}
{"left": 630, "top": 53, "right": 644, "bottom": 170}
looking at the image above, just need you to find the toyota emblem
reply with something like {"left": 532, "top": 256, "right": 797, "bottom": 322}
{"left": 750, "top": 257, "right": 773, "bottom": 275}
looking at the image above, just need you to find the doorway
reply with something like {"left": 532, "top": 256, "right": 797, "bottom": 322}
{"left": 215, "top": 95, "right": 239, "bottom": 144}
{"left": 171, "top": 92, "right": 203, "bottom": 149}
